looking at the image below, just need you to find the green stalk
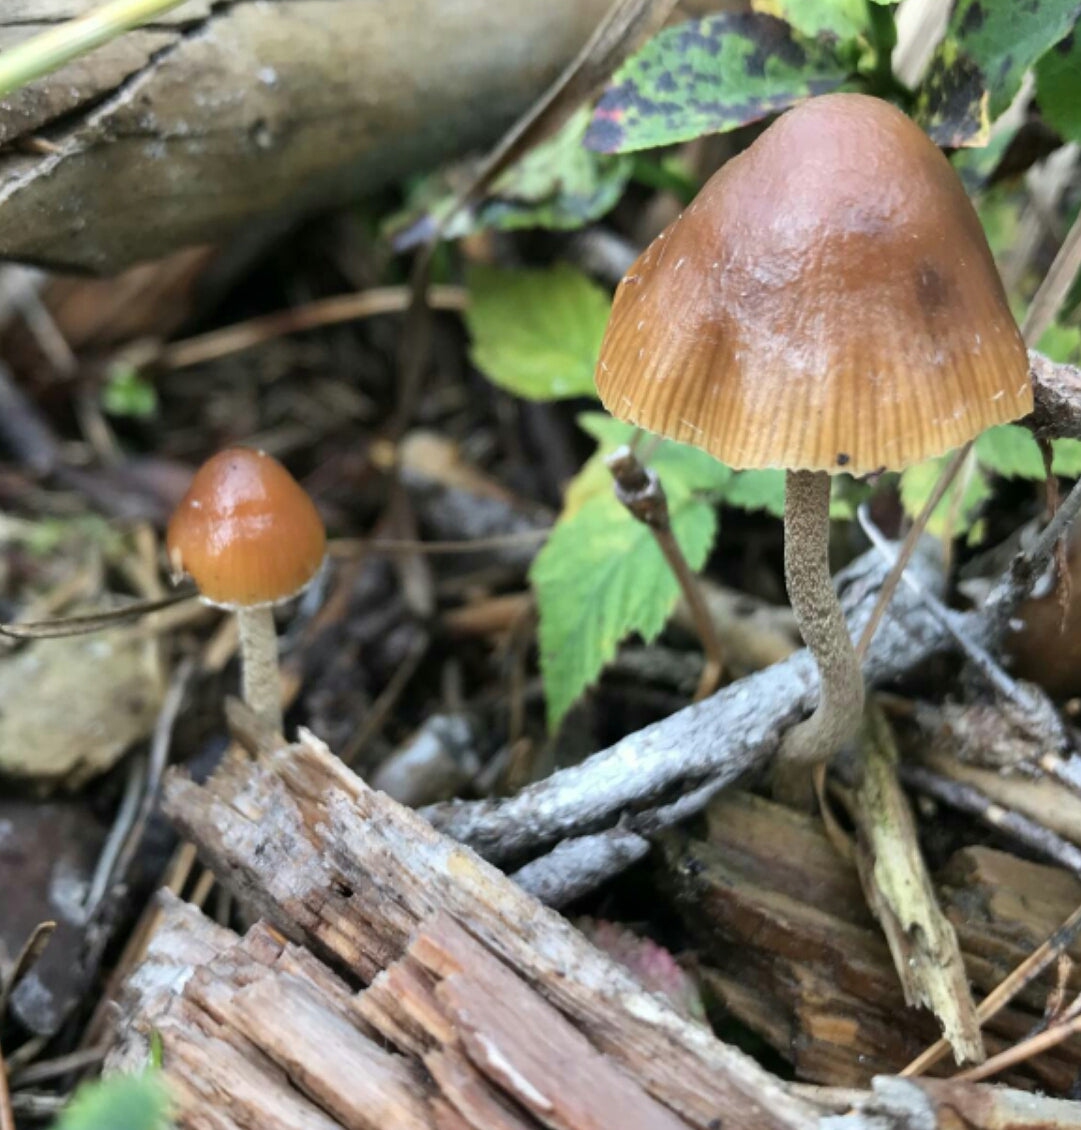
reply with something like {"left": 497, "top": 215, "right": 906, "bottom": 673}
{"left": 0, "top": 0, "right": 188, "bottom": 97}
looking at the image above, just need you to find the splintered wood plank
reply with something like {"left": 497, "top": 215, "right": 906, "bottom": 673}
{"left": 163, "top": 720, "right": 817, "bottom": 1130}
{"left": 414, "top": 914, "right": 689, "bottom": 1130}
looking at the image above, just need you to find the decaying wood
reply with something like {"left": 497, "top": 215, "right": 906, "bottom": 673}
{"left": 847, "top": 707, "right": 982, "bottom": 1065}
{"left": 160, "top": 711, "right": 819, "bottom": 1130}
{"left": 361, "top": 913, "right": 690, "bottom": 1130}
{"left": 108, "top": 893, "right": 434, "bottom": 1130}
{"left": 0, "top": 0, "right": 615, "bottom": 271}
{"left": 661, "top": 790, "right": 1081, "bottom": 1090}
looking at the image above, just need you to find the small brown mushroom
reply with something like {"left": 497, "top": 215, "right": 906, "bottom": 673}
{"left": 595, "top": 93, "right": 1031, "bottom": 766}
{"left": 167, "top": 447, "right": 326, "bottom": 732}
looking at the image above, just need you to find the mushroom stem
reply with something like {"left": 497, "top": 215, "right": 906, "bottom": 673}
{"left": 236, "top": 605, "right": 283, "bottom": 733}
{"left": 779, "top": 469, "right": 864, "bottom": 765}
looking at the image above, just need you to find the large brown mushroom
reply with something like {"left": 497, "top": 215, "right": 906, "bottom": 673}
{"left": 595, "top": 93, "right": 1031, "bottom": 766}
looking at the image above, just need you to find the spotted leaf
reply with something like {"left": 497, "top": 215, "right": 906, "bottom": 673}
{"left": 585, "top": 12, "right": 850, "bottom": 154}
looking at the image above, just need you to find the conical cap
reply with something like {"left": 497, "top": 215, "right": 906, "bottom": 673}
{"left": 595, "top": 94, "right": 1031, "bottom": 475}
{"left": 168, "top": 447, "right": 326, "bottom": 607}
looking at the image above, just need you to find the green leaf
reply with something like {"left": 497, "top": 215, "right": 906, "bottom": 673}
{"left": 1038, "top": 321, "right": 1081, "bottom": 364}
{"left": 102, "top": 363, "right": 158, "bottom": 419}
{"left": 723, "top": 468, "right": 787, "bottom": 517}
{"left": 585, "top": 12, "right": 850, "bottom": 154}
{"left": 465, "top": 264, "right": 610, "bottom": 400}
{"left": 899, "top": 453, "right": 993, "bottom": 540}
{"left": 578, "top": 414, "right": 733, "bottom": 496}
{"left": 56, "top": 1073, "right": 170, "bottom": 1130}
{"left": 974, "top": 424, "right": 1046, "bottom": 480}
{"left": 751, "top": 0, "right": 871, "bottom": 42}
{"left": 1037, "top": 28, "right": 1081, "bottom": 143}
{"left": 386, "top": 109, "right": 633, "bottom": 248}
{"left": 1052, "top": 438, "right": 1081, "bottom": 477}
{"left": 532, "top": 490, "right": 717, "bottom": 729}
{"left": 917, "top": 0, "right": 1081, "bottom": 146}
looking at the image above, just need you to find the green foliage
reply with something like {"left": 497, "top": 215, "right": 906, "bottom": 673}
{"left": 900, "top": 425, "right": 1081, "bottom": 542}
{"left": 899, "top": 453, "right": 993, "bottom": 541}
{"left": 56, "top": 1072, "right": 170, "bottom": 1130}
{"left": 722, "top": 468, "right": 786, "bottom": 517}
{"left": 974, "top": 425, "right": 1046, "bottom": 480}
{"left": 102, "top": 363, "right": 158, "bottom": 418}
{"left": 386, "top": 110, "right": 631, "bottom": 248}
{"left": 533, "top": 414, "right": 729, "bottom": 729}
{"left": 1037, "top": 30, "right": 1081, "bottom": 143}
{"left": 1039, "top": 321, "right": 1081, "bottom": 364}
{"left": 750, "top": 0, "right": 871, "bottom": 42}
{"left": 465, "top": 263, "right": 610, "bottom": 400}
{"left": 918, "top": 0, "right": 1081, "bottom": 146}
{"left": 585, "top": 12, "right": 850, "bottom": 154}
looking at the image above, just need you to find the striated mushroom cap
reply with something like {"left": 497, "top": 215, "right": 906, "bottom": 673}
{"left": 595, "top": 93, "right": 1032, "bottom": 476}
{"left": 167, "top": 447, "right": 326, "bottom": 608}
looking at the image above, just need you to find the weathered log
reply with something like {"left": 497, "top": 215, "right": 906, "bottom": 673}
{"left": 0, "top": 0, "right": 615, "bottom": 271}
{"left": 160, "top": 709, "right": 820, "bottom": 1130}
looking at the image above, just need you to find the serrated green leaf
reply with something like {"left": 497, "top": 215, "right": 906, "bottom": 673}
{"left": 56, "top": 1072, "right": 170, "bottom": 1130}
{"left": 577, "top": 414, "right": 733, "bottom": 496}
{"left": 385, "top": 109, "right": 632, "bottom": 248}
{"left": 751, "top": 0, "right": 871, "bottom": 42}
{"left": 918, "top": 0, "right": 1081, "bottom": 146}
{"left": 1038, "top": 322, "right": 1081, "bottom": 364}
{"left": 585, "top": 12, "right": 850, "bottom": 154}
{"left": 975, "top": 424, "right": 1046, "bottom": 480}
{"left": 465, "top": 264, "right": 609, "bottom": 401}
{"left": 1037, "top": 29, "right": 1081, "bottom": 143}
{"left": 532, "top": 490, "right": 717, "bottom": 729}
{"left": 899, "top": 453, "right": 993, "bottom": 540}
{"left": 723, "top": 468, "right": 787, "bottom": 517}
{"left": 1052, "top": 438, "right": 1081, "bottom": 477}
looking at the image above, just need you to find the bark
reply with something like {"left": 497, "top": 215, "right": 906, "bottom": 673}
{"left": 663, "top": 790, "right": 1081, "bottom": 1091}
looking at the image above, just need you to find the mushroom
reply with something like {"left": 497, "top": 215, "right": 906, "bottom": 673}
{"left": 594, "top": 93, "right": 1032, "bottom": 766}
{"left": 167, "top": 447, "right": 326, "bottom": 733}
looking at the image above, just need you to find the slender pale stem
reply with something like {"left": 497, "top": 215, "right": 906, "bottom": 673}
{"left": 236, "top": 605, "right": 283, "bottom": 734}
{"left": 779, "top": 470, "right": 864, "bottom": 765}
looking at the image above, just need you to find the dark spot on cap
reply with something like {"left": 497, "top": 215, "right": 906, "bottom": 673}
{"left": 655, "top": 71, "right": 678, "bottom": 94}
{"left": 915, "top": 261, "right": 951, "bottom": 317}
{"left": 836, "top": 452, "right": 850, "bottom": 466}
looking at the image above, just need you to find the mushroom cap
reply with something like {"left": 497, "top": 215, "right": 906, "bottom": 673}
{"left": 167, "top": 447, "right": 326, "bottom": 608}
{"left": 595, "top": 93, "right": 1032, "bottom": 476}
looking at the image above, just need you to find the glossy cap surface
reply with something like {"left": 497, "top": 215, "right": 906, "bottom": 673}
{"left": 167, "top": 447, "right": 326, "bottom": 607}
{"left": 595, "top": 93, "right": 1031, "bottom": 475}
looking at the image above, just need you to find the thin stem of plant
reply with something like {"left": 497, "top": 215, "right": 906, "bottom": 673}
{"left": 955, "top": 1010, "right": 1081, "bottom": 1083}
{"left": 605, "top": 446, "right": 724, "bottom": 698}
{"left": 1021, "top": 204, "right": 1081, "bottom": 347}
{"left": 0, "top": 1045, "right": 13, "bottom": 1130}
{"left": 0, "top": 0, "right": 188, "bottom": 96}
{"left": 855, "top": 442, "right": 972, "bottom": 660}
{"left": 157, "top": 285, "right": 468, "bottom": 371}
